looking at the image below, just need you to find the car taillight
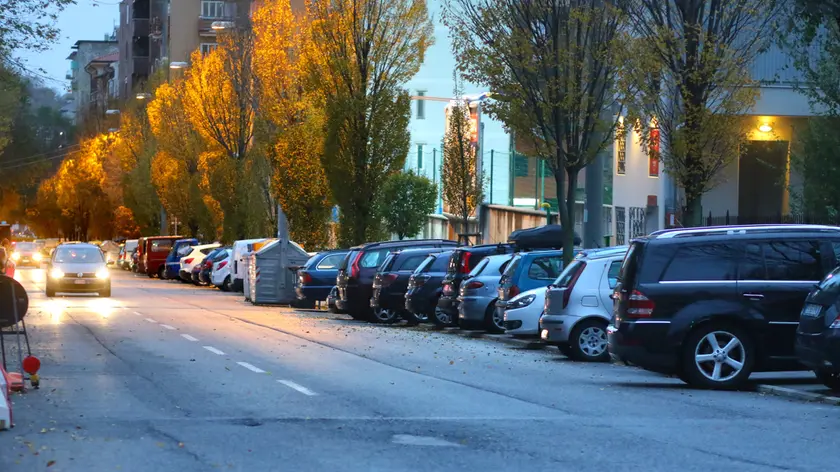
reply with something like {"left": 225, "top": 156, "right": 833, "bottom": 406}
{"left": 466, "top": 280, "right": 484, "bottom": 289}
{"left": 185, "top": 258, "right": 194, "bottom": 265}
{"left": 381, "top": 273, "right": 398, "bottom": 286}
{"left": 508, "top": 285, "right": 520, "bottom": 299}
{"left": 562, "top": 262, "right": 586, "bottom": 308}
{"left": 443, "top": 282, "right": 453, "bottom": 294}
{"left": 218, "top": 260, "right": 228, "bottom": 269}
{"left": 627, "top": 290, "right": 655, "bottom": 318}
{"left": 300, "top": 272, "right": 313, "bottom": 284}
{"left": 350, "top": 252, "right": 363, "bottom": 279}
{"left": 204, "top": 260, "right": 212, "bottom": 268}
{"left": 830, "top": 314, "right": 840, "bottom": 329}
{"left": 460, "top": 252, "right": 472, "bottom": 274}
{"left": 413, "top": 275, "right": 428, "bottom": 287}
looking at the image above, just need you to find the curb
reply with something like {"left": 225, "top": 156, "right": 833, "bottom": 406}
{"left": 756, "top": 384, "right": 840, "bottom": 406}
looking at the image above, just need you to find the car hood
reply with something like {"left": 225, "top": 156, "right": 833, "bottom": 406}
{"left": 52, "top": 262, "right": 104, "bottom": 273}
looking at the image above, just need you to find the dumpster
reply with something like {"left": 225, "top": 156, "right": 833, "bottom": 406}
{"left": 243, "top": 239, "right": 274, "bottom": 301}
{"left": 248, "top": 239, "right": 310, "bottom": 305}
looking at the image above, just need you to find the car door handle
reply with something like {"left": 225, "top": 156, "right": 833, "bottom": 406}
{"left": 742, "top": 293, "right": 764, "bottom": 300}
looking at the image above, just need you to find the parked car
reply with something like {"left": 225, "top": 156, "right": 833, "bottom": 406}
{"left": 199, "top": 247, "right": 229, "bottom": 285}
{"left": 327, "top": 286, "right": 342, "bottom": 314}
{"left": 141, "top": 236, "right": 184, "bottom": 278}
{"left": 405, "top": 250, "right": 455, "bottom": 325}
{"left": 609, "top": 224, "right": 840, "bottom": 390}
{"left": 178, "top": 243, "right": 220, "bottom": 282}
{"left": 795, "top": 266, "right": 840, "bottom": 392}
{"left": 437, "top": 244, "right": 519, "bottom": 326}
{"left": 503, "top": 286, "right": 549, "bottom": 337}
{"left": 230, "top": 239, "right": 269, "bottom": 292}
{"left": 11, "top": 241, "right": 43, "bottom": 267}
{"left": 211, "top": 248, "right": 234, "bottom": 291}
{"left": 45, "top": 243, "right": 111, "bottom": 297}
{"left": 100, "top": 241, "right": 121, "bottom": 266}
{"left": 120, "top": 239, "right": 138, "bottom": 270}
{"left": 131, "top": 249, "right": 139, "bottom": 272}
{"left": 135, "top": 237, "right": 147, "bottom": 274}
{"left": 296, "top": 249, "right": 349, "bottom": 308}
{"left": 336, "top": 239, "right": 458, "bottom": 320}
{"left": 495, "top": 249, "right": 572, "bottom": 330}
{"left": 370, "top": 248, "right": 447, "bottom": 323}
{"left": 540, "top": 246, "right": 628, "bottom": 361}
{"left": 164, "top": 238, "right": 199, "bottom": 280}
{"left": 457, "top": 254, "right": 514, "bottom": 332}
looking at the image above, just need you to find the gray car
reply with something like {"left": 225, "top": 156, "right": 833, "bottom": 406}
{"left": 457, "top": 254, "right": 513, "bottom": 332}
{"left": 45, "top": 243, "right": 111, "bottom": 297}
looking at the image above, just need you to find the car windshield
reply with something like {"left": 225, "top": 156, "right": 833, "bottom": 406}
{"left": 16, "top": 242, "right": 36, "bottom": 252}
{"left": 54, "top": 247, "right": 104, "bottom": 263}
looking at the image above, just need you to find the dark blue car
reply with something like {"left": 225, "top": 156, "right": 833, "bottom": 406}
{"left": 163, "top": 238, "right": 199, "bottom": 280}
{"left": 295, "top": 249, "right": 348, "bottom": 308}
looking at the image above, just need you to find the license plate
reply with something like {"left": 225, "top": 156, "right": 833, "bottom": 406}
{"left": 74, "top": 279, "right": 88, "bottom": 285}
{"left": 801, "top": 304, "right": 822, "bottom": 318}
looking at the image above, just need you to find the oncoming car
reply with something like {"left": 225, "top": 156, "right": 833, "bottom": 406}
{"left": 46, "top": 243, "right": 111, "bottom": 297}
{"left": 11, "top": 242, "right": 43, "bottom": 267}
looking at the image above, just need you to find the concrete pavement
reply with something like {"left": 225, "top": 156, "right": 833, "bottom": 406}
{"left": 0, "top": 268, "right": 837, "bottom": 471}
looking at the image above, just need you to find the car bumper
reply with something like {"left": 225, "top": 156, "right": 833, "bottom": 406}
{"left": 539, "top": 314, "right": 576, "bottom": 344}
{"left": 437, "top": 294, "right": 459, "bottom": 316}
{"left": 503, "top": 306, "right": 541, "bottom": 336}
{"left": 296, "top": 286, "right": 332, "bottom": 303}
{"left": 796, "top": 331, "right": 840, "bottom": 373}
{"left": 458, "top": 296, "right": 492, "bottom": 322}
{"left": 607, "top": 322, "right": 678, "bottom": 374}
{"left": 179, "top": 270, "right": 193, "bottom": 280}
{"left": 50, "top": 278, "right": 109, "bottom": 293}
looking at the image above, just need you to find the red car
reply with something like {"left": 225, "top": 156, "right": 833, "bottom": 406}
{"left": 141, "top": 236, "right": 183, "bottom": 278}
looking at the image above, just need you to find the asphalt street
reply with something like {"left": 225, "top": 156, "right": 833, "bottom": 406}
{"left": 0, "top": 267, "right": 838, "bottom": 471}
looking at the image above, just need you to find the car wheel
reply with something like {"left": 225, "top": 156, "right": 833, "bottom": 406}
{"left": 402, "top": 310, "right": 424, "bottom": 326}
{"left": 483, "top": 301, "right": 504, "bottom": 333}
{"left": 157, "top": 266, "right": 166, "bottom": 279}
{"left": 815, "top": 371, "right": 840, "bottom": 392}
{"left": 100, "top": 285, "right": 111, "bottom": 298}
{"left": 372, "top": 307, "right": 399, "bottom": 324}
{"left": 567, "top": 319, "right": 610, "bottom": 362}
{"left": 681, "top": 324, "right": 754, "bottom": 390}
{"left": 431, "top": 307, "right": 454, "bottom": 327}
{"left": 221, "top": 276, "right": 232, "bottom": 292}
{"left": 45, "top": 283, "right": 55, "bottom": 297}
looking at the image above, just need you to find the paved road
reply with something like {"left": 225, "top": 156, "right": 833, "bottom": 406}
{"left": 0, "top": 268, "right": 837, "bottom": 471}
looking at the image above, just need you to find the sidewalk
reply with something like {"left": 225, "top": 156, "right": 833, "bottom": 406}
{"left": 751, "top": 372, "right": 840, "bottom": 405}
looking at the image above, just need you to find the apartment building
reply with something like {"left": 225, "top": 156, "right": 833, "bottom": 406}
{"left": 66, "top": 37, "right": 119, "bottom": 124}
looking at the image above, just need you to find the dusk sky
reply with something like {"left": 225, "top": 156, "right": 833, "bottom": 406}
{"left": 20, "top": 0, "right": 119, "bottom": 92}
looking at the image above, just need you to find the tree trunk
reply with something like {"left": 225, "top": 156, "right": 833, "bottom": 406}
{"left": 553, "top": 161, "right": 572, "bottom": 265}
{"left": 564, "top": 167, "right": 580, "bottom": 265}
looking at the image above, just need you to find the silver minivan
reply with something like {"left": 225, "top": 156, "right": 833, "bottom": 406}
{"left": 539, "top": 246, "right": 628, "bottom": 361}
{"left": 457, "top": 254, "right": 514, "bottom": 332}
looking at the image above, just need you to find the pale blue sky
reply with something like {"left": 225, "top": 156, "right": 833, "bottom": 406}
{"left": 19, "top": 0, "right": 119, "bottom": 92}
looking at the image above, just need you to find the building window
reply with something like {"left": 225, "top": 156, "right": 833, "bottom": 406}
{"left": 417, "top": 144, "right": 424, "bottom": 169}
{"left": 200, "top": 43, "right": 218, "bottom": 55}
{"left": 416, "top": 90, "right": 426, "bottom": 119}
{"left": 616, "top": 123, "right": 626, "bottom": 175}
{"left": 201, "top": 1, "right": 225, "bottom": 19}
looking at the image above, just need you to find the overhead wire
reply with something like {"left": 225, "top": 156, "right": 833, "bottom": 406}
{"left": 0, "top": 144, "right": 81, "bottom": 167}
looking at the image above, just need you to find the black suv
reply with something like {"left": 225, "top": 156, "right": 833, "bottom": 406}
{"left": 795, "top": 266, "right": 840, "bottom": 392}
{"left": 608, "top": 224, "right": 840, "bottom": 389}
{"left": 336, "top": 239, "right": 458, "bottom": 320}
{"left": 370, "top": 248, "right": 448, "bottom": 323}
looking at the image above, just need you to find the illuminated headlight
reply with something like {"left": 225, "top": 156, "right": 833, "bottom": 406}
{"left": 49, "top": 268, "right": 64, "bottom": 279}
{"left": 96, "top": 268, "right": 109, "bottom": 279}
{"left": 10, "top": 252, "right": 19, "bottom": 261}
{"left": 508, "top": 294, "right": 536, "bottom": 309}
{"left": 33, "top": 253, "right": 43, "bottom": 261}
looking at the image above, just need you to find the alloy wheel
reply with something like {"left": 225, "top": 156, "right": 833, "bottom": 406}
{"left": 492, "top": 308, "right": 505, "bottom": 331}
{"left": 434, "top": 307, "right": 452, "bottom": 325}
{"left": 577, "top": 326, "right": 607, "bottom": 358}
{"left": 374, "top": 308, "right": 397, "bottom": 323}
{"left": 694, "top": 331, "right": 746, "bottom": 382}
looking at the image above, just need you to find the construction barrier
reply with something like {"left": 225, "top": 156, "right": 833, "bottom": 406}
{"left": 0, "top": 366, "right": 11, "bottom": 430}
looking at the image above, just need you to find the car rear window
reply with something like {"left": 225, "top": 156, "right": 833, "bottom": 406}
{"left": 607, "top": 260, "right": 622, "bottom": 288}
{"left": 316, "top": 253, "right": 345, "bottom": 270}
{"left": 339, "top": 250, "right": 359, "bottom": 270}
{"left": 152, "top": 240, "right": 173, "bottom": 252}
{"left": 396, "top": 254, "right": 429, "bottom": 272}
{"left": 468, "top": 258, "right": 490, "bottom": 277}
{"left": 500, "top": 255, "right": 521, "bottom": 284}
{"left": 661, "top": 243, "right": 737, "bottom": 281}
{"left": 379, "top": 253, "right": 397, "bottom": 271}
{"left": 200, "top": 247, "right": 216, "bottom": 255}
{"left": 527, "top": 255, "right": 564, "bottom": 280}
{"left": 361, "top": 249, "right": 390, "bottom": 268}
{"left": 431, "top": 253, "right": 451, "bottom": 271}
{"left": 553, "top": 260, "right": 585, "bottom": 287}
{"left": 618, "top": 242, "right": 641, "bottom": 282}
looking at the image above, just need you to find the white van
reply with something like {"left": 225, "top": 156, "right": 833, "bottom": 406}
{"left": 230, "top": 239, "right": 267, "bottom": 292}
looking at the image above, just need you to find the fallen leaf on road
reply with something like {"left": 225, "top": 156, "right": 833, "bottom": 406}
{"left": 178, "top": 442, "right": 184, "bottom": 448}
{"left": 39, "top": 428, "right": 47, "bottom": 434}
{"left": 47, "top": 460, "right": 56, "bottom": 467}
{"left": 449, "top": 361, "right": 454, "bottom": 365}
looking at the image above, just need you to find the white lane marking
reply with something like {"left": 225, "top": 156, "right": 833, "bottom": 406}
{"left": 160, "top": 324, "right": 176, "bottom": 330}
{"left": 181, "top": 334, "right": 198, "bottom": 342}
{"left": 277, "top": 380, "right": 317, "bottom": 396}
{"left": 145, "top": 318, "right": 157, "bottom": 323}
{"left": 134, "top": 311, "right": 143, "bottom": 316}
{"left": 237, "top": 362, "right": 265, "bottom": 373}
{"left": 391, "top": 435, "right": 463, "bottom": 447}
{"left": 203, "top": 346, "right": 225, "bottom": 355}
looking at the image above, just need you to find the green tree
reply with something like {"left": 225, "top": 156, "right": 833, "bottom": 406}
{"left": 788, "top": 117, "right": 840, "bottom": 220}
{"left": 308, "top": 0, "right": 434, "bottom": 246}
{"left": 381, "top": 170, "right": 437, "bottom": 240}
{"left": 619, "top": 0, "right": 782, "bottom": 226}
{"left": 441, "top": 75, "right": 483, "bottom": 244}
{"left": 443, "top": 0, "right": 623, "bottom": 262}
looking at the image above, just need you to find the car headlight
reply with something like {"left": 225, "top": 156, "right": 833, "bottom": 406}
{"left": 508, "top": 294, "right": 536, "bottom": 309}
{"left": 49, "top": 268, "right": 64, "bottom": 279}
{"left": 96, "top": 268, "right": 109, "bottom": 279}
{"left": 33, "top": 253, "right": 43, "bottom": 261}
{"left": 10, "top": 252, "right": 19, "bottom": 261}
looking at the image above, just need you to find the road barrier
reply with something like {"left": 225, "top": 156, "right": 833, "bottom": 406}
{"left": 0, "top": 365, "right": 11, "bottom": 430}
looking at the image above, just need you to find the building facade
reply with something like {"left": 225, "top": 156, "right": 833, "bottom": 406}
{"left": 117, "top": 0, "right": 168, "bottom": 98}
{"left": 67, "top": 37, "right": 119, "bottom": 125}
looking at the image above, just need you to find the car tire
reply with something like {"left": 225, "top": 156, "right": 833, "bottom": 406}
{"left": 100, "top": 285, "right": 111, "bottom": 298}
{"left": 567, "top": 318, "right": 610, "bottom": 362}
{"left": 681, "top": 324, "right": 754, "bottom": 390}
{"left": 221, "top": 276, "right": 232, "bottom": 292}
{"left": 402, "top": 310, "right": 424, "bottom": 326}
{"left": 483, "top": 301, "right": 504, "bottom": 333}
{"left": 372, "top": 307, "right": 399, "bottom": 324}
{"left": 45, "top": 283, "right": 55, "bottom": 298}
{"left": 431, "top": 306, "right": 455, "bottom": 327}
{"left": 157, "top": 266, "right": 166, "bottom": 279}
{"left": 815, "top": 371, "right": 840, "bottom": 392}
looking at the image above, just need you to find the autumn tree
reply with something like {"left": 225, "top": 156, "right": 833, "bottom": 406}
{"left": 382, "top": 170, "right": 437, "bottom": 240}
{"left": 441, "top": 76, "right": 483, "bottom": 244}
{"left": 619, "top": 0, "right": 782, "bottom": 226}
{"left": 307, "top": 0, "right": 434, "bottom": 246}
{"left": 443, "top": 0, "right": 624, "bottom": 261}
